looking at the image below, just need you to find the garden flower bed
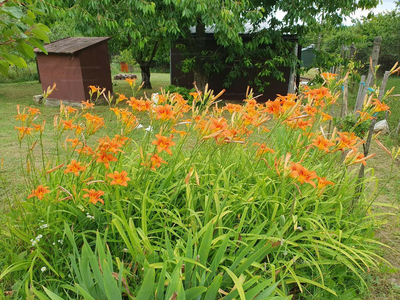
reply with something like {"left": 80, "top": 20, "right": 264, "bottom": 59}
{"left": 0, "top": 75, "right": 394, "bottom": 299}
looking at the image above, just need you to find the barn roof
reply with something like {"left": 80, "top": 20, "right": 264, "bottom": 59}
{"left": 34, "top": 37, "right": 111, "bottom": 54}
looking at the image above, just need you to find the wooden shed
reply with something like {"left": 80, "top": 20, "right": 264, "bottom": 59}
{"left": 35, "top": 37, "right": 112, "bottom": 106}
{"left": 171, "top": 33, "right": 300, "bottom": 101}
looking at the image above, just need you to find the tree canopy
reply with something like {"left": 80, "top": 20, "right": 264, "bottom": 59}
{"left": 39, "top": 0, "right": 380, "bottom": 90}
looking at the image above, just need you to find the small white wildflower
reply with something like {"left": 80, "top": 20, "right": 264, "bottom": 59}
{"left": 40, "top": 224, "right": 49, "bottom": 229}
{"left": 52, "top": 242, "right": 56, "bottom": 245}
{"left": 32, "top": 241, "right": 36, "bottom": 246}
{"left": 136, "top": 124, "right": 144, "bottom": 129}
{"left": 37, "top": 234, "right": 42, "bottom": 239}
{"left": 41, "top": 267, "right": 46, "bottom": 272}
{"left": 145, "top": 126, "right": 153, "bottom": 132}
{"left": 30, "top": 239, "right": 34, "bottom": 242}
{"left": 152, "top": 93, "right": 159, "bottom": 104}
{"left": 58, "top": 239, "right": 63, "bottom": 245}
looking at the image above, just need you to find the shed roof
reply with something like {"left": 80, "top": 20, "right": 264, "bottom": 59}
{"left": 34, "top": 37, "right": 111, "bottom": 54}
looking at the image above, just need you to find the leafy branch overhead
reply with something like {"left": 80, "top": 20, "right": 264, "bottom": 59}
{"left": 0, "top": 0, "right": 50, "bottom": 76}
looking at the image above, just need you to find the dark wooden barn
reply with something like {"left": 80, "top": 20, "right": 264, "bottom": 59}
{"left": 170, "top": 33, "right": 301, "bottom": 101}
{"left": 35, "top": 37, "right": 112, "bottom": 106}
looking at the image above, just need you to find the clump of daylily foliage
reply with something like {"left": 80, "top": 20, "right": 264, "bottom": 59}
{"left": 0, "top": 73, "right": 397, "bottom": 299}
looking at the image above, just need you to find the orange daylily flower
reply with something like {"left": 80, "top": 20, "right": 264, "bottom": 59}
{"left": 14, "top": 113, "right": 29, "bottom": 122}
{"left": 321, "top": 72, "right": 338, "bottom": 81}
{"left": 303, "top": 104, "right": 318, "bottom": 116}
{"left": 264, "top": 99, "right": 284, "bottom": 116}
{"left": 356, "top": 111, "right": 375, "bottom": 123}
{"left": 88, "top": 85, "right": 100, "bottom": 93}
{"left": 149, "top": 153, "right": 168, "bottom": 170}
{"left": 28, "top": 185, "right": 50, "bottom": 200}
{"left": 31, "top": 121, "right": 45, "bottom": 133}
{"left": 107, "top": 170, "right": 131, "bottom": 186}
{"left": 289, "top": 162, "right": 317, "bottom": 188}
{"left": 276, "top": 94, "right": 297, "bottom": 111}
{"left": 96, "top": 152, "right": 118, "bottom": 169}
{"left": 117, "top": 93, "right": 128, "bottom": 103}
{"left": 113, "top": 134, "right": 130, "bottom": 145}
{"left": 224, "top": 103, "right": 242, "bottom": 113}
{"left": 317, "top": 177, "right": 334, "bottom": 189}
{"left": 152, "top": 134, "right": 175, "bottom": 155}
{"left": 311, "top": 135, "right": 335, "bottom": 153}
{"left": 98, "top": 136, "right": 124, "bottom": 154}
{"left": 61, "top": 120, "right": 75, "bottom": 131}
{"left": 303, "top": 86, "right": 332, "bottom": 103}
{"left": 84, "top": 113, "right": 105, "bottom": 135}
{"left": 253, "top": 143, "right": 275, "bottom": 156}
{"left": 189, "top": 91, "right": 202, "bottom": 101}
{"left": 64, "top": 160, "right": 86, "bottom": 176}
{"left": 336, "top": 132, "right": 360, "bottom": 151}
{"left": 209, "top": 117, "right": 228, "bottom": 132}
{"left": 371, "top": 99, "right": 390, "bottom": 113}
{"left": 125, "top": 78, "right": 137, "bottom": 87}
{"left": 66, "top": 138, "right": 82, "bottom": 148}
{"left": 172, "top": 127, "right": 188, "bottom": 137}
{"left": 153, "top": 104, "right": 176, "bottom": 121}
{"left": 65, "top": 106, "right": 77, "bottom": 114}
{"left": 15, "top": 126, "right": 33, "bottom": 138}
{"left": 83, "top": 189, "right": 105, "bottom": 205}
{"left": 320, "top": 112, "right": 333, "bottom": 122}
{"left": 81, "top": 100, "right": 94, "bottom": 109}
{"left": 75, "top": 146, "right": 94, "bottom": 156}
{"left": 27, "top": 107, "right": 40, "bottom": 115}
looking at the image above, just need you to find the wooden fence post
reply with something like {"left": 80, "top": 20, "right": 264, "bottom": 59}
{"left": 354, "top": 36, "right": 382, "bottom": 118}
{"left": 354, "top": 75, "right": 366, "bottom": 115}
{"left": 353, "top": 37, "right": 383, "bottom": 206}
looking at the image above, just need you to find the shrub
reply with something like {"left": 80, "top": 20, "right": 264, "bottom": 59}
{"left": 0, "top": 76, "right": 395, "bottom": 299}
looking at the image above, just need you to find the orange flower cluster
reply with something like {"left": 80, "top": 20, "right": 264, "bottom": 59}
{"left": 289, "top": 162, "right": 334, "bottom": 190}
{"left": 152, "top": 104, "right": 176, "bottom": 121}
{"left": 110, "top": 107, "right": 139, "bottom": 133}
{"left": 95, "top": 135, "right": 127, "bottom": 169}
{"left": 14, "top": 106, "right": 43, "bottom": 140}
{"left": 83, "top": 113, "right": 105, "bottom": 135}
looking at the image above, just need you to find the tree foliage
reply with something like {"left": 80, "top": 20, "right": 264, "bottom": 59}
{"left": 39, "top": 0, "right": 380, "bottom": 90}
{"left": 40, "top": 0, "right": 179, "bottom": 89}
{"left": 303, "top": 9, "right": 400, "bottom": 74}
{"left": 0, "top": 0, "right": 50, "bottom": 76}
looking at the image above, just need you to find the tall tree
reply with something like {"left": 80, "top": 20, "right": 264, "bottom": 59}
{"left": 41, "top": 0, "right": 179, "bottom": 89}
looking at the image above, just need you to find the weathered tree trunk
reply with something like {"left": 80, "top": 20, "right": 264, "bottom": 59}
{"left": 140, "top": 64, "right": 152, "bottom": 89}
{"left": 193, "top": 22, "right": 207, "bottom": 92}
{"left": 193, "top": 69, "right": 207, "bottom": 92}
{"left": 135, "top": 41, "right": 159, "bottom": 90}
